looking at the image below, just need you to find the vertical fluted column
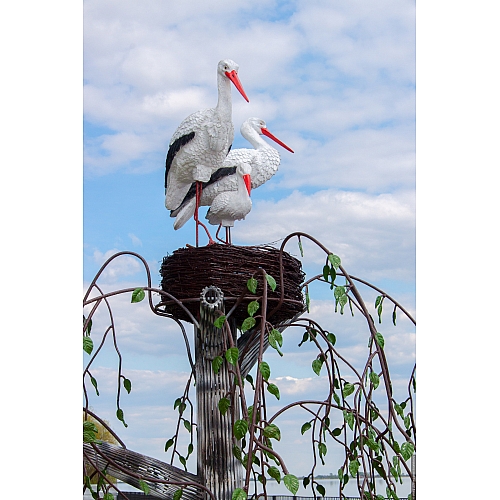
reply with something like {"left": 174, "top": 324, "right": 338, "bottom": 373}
{"left": 196, "top": 286, "right": 243, "bottom": 500}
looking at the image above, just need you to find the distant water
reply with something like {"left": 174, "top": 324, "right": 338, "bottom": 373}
{"left": 260, "top": 477, "right": 412, "bottom": 498}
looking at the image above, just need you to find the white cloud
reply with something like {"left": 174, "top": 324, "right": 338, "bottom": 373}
{"left": 83, "top": 0, "right": 415, "bottom": 183}
{"left": 92, "top": 249, "right": 143, "bottom": 282}
{"left": 234, "top": 187, "right": 415, "bottom": 281}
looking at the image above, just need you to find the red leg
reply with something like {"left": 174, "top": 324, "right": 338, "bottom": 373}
{"left": 194, "top": 182, "right": 214, "bottom": 245}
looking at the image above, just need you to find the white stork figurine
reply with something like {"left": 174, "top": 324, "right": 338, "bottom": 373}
{"left": 170, "top": 117, "right": 294, "bottom": 234}
{"left": 205, "top": 162, "right": 252, "bottom": 244}
{"left": 164, "top": 59, "right": 249, "bottom": 245}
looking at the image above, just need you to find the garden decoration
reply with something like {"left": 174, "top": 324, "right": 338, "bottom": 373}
{"left": 171, "top": 117, "right": 294, "bottom": 244}
{"left": 164, "top": 59, "right": 249, "bottom": 246}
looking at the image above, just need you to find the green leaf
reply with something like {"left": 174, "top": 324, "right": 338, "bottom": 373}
{"left": 247, "top": 277, "right": 258, "bottom": 294}
{"left": 303, "top": 476, "right": 310, "bottom": 488}
{"left": 259, "top": 361, "right": 271, "bottom": 381}
{"left": 305, "top": 290, "right": 310, "bottom": 313}
{"left": 267, "top": 466, "right": 281, "bottom": 483}
{"left": 83, "top": 336, "right": 93, "bottom": 355}
{"left": 332, "top": 427, "right": 342, "bottom": 437}
{"left": 298, "top": 331, "right": 309, "bottom": 347}
{"left": 247, "top": 405, "right": 260, "bottom": 424}
{"left": 401, "top": 441, "right": 415, "bottom": 461}
{"left": 241, "top": 316, "right": 256, "bottom": 332}
{"left": 339, "top": 294, "right": 348, "bottom": 314}
{"left": 404, "top": 414, "right": 411, "bottom": 429}
{"left": 343, "top": 410, "right": 355, "bottom": 430}
{"left": 284, "top": 474, "right": 299, "bottom": 495}
{"left": 395, "top": 403, "right": 404, "bottom": 418}
{"left": 375, "top": 295, "right": 382, "bottom": 308}
{"left": 225, "top": 347, "right": 239, "bottom": 365}
{"left": 323, "top": 264, "right": 330, "bottom": 282}
{"left": 123, "top": 377, "right": 132, "bottom": 394}
{"left": 393, "top": 307, "right": 397, "bottom": 326}
{"left": 369, "top": 371, "right": 380, "bottom": 390}
{"left": 233, "top": 445, "right": 243, "bottom": 462}
{"left": 318, "top": 442, "right": 327, "bottom": 457}
{"left": 173, "top": 489, "right": 183, "bottom": 500}
{"left": 301, "top": 422, "right": 312, "bottom": 435}
{"left": 218, "top": 397, "right": 231, "bottom": 415}
{"left": 165, "top": 438, "right": 175, "bottom": 451}
{"left": 174, "top": 398, "right": 182, "bottom": 410}
{"left": 131, "top": 288, "right": 145, "bottom": 303}
{"left": 298, "top": 238, "right": 304, "bottom": 257}
{"left": 84, "top": 316, "right": 92, "bottom": 336}
{"left": 138, "top": 480, "right": 150, "bottom": 495}
{"left": 187, "top": 443, "right": 194, "bottom": 456}
{"left": 265, "top": 273, "right": 277, "bottom": 291}
{"left": 263, "top": 424, "right": 281, "bottom": 441}
{"left": 247, "top": 300, "right": 260, "bottom": 317}
{"left": 233, "top": 419, "right": 248, "bottom": 440}
{"left": 377, "top": 302, "right": 383, "bottom": 323}
{"left": 214, "top": 315, "right": 226, "bottom": 328}
{"left": 342, "top": 382, "right": 355, "bottom": 398}
{"left": 375, "top": 332, "right": 385, "bottom": 349}
{"left": 90, "top": 376, "right": 99, "bottom": 396}
{"left": 116, "top": 408, "right": 128, "bottom": 428}
{"left": 329, "top": 267, "right": 337, "bottom": 283}
{"left": 267, "top": 383, "right": 280, "bottom": 400}
{"left": 179, "top": 455, "right": 187, "bottom": 468}
{"left": 103, "top": 494, "right": 114, "bottom": 500}
{"left": 269, "top": 328, "right": 283, "bottom": 347}
{"left": 83, "top": 421, "right": 98, "bottom": 443}
{"left": 232, "top": 488, "right": 247, "bottom": 500}
{"left": 349, "top": 459, "right": 360, "bottom": 477}
{"left": 328, "top": 254, "right": 341, "bottom": 269}
{"left": 212, "top": 356, "right": 224, "bottom": 374}
{"left": 334, "top": 286, "right": 346, "bottom": 300}
{"left": 245, "top": 373, "right": 254, "bottom": 389}
{"left": 327, "top": 332, "right": 336, "bottom": 346}
{"left": 183, "top": 419, "right": 191, "bottom": 432}
{"left": 269, "top": 329, "right": 284, "bottom": 356}
{"left": 316, "top": 483, "right": 326, "bottom": 497}
{"left": 312, "top": 358, "right": 323, "bottom": 376}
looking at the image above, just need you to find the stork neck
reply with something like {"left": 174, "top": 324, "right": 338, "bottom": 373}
{"left": 215, "top": 74, "right": 233, "bottom": 118}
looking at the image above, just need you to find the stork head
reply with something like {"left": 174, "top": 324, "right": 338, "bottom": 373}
{"left": 237, "top": 162, "right": 252, "bottom": 195}
{"left": 243, "top": 117, "right": 294, "bottom": 153}
{"left": 218, "top": 59, "right": 249, "bottom": 103}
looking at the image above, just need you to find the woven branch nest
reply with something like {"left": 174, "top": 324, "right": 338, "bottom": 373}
{"left": 159, "top": 245, "right": 305, "bottom": 326}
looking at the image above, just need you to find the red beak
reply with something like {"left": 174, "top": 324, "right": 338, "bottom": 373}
{"left": 225, "top": 70, "right": 250, "bottom": 102}
{"left": 243, "top": 174, "right": 252, "bottom": 195}
{"left": 261, "top": 128, "right": 294, "bottom": 153}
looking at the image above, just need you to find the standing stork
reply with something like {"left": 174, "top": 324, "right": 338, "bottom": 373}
{"left": 170, "top": 117, "right": 294, "bottom": 235}
{"left": 164, "top": 59, "right": 249, "bottom": 245}
{"left": 205, "top": 162, "right": 252, "bottom": 244}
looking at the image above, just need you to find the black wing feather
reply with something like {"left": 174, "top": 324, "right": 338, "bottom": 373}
{"left": 164, "top": 132, "right": 195, "bottom": 189}
{"left": 170, "top": 166, "right": 237, "bottom": 216}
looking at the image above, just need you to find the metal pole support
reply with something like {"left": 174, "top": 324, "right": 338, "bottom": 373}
{"left": 196, "top": 286, "right": 243, "bottom": 500}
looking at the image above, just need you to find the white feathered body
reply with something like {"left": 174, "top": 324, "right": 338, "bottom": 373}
{"left": 164, "top": 59, "right": 245, "bottom": 211}
{"left": 206, "top": 163, "right": 252, "bottom": 227}
{"left": 171, "top": 118, "right": 282, "bottom": 230}
{"left": 165, "top": 108, "right": 234, "bottom": 210}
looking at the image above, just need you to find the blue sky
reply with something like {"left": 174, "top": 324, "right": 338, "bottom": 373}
{"left": 82, "top": 1, "right": 416, "bottom": 492}
{"left": 3, "top": 1, "right": 499, "bottom": 499}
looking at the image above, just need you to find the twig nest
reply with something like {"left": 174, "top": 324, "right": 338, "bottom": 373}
{"left": 159, "top": 245, "right": 305, "bottom": 326}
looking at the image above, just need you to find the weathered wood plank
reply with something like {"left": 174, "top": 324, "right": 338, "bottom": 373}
{"left": 83, "top": 442, "right": 203, "bottom": 500}
{"left": 196, "top": 286, "right": 244, "bottom": 500}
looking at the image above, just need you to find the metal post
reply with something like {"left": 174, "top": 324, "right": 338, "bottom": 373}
{"left": 196, "top": 286, "right": 243, "bottom": 500}
{"left": 411, "top": 453, "right": 416, "bottom": 499}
